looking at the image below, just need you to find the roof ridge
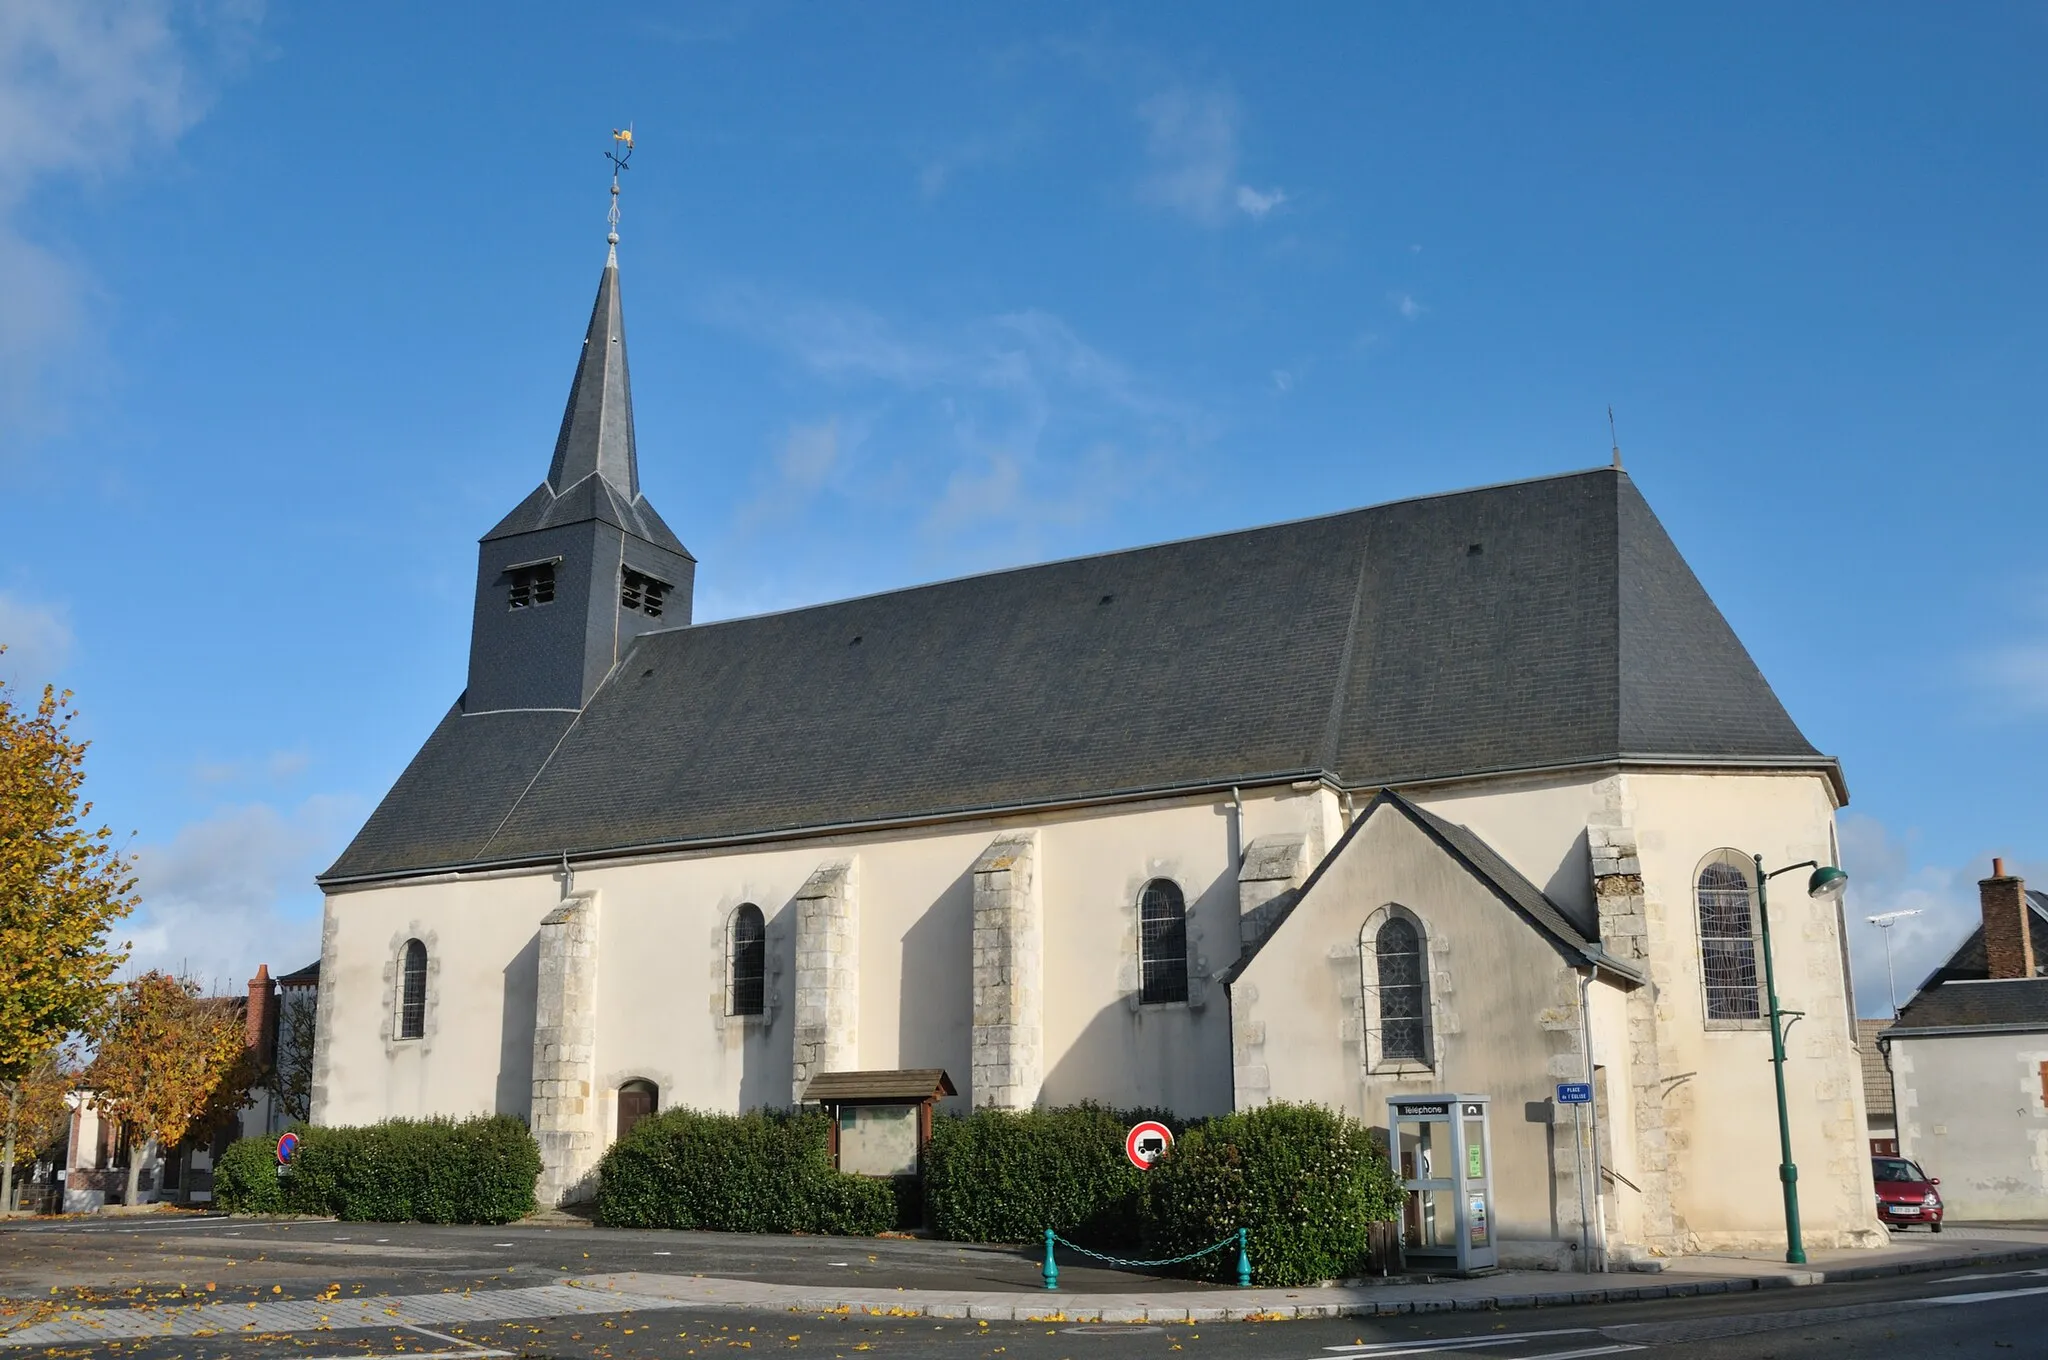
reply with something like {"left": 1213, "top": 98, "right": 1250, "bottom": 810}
{"left": 663, "top": 466, "right": 1624, "bottom": 636}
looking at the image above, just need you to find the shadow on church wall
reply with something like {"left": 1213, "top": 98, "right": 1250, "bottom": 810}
{"left": 900, "top": 864, "right": 973, "bottom": 1109}
{"left": 496, "top": 933, "right": 540, "bottom": 1119}
{"left": 736, "top": 900, "right": 796, "bottom": 1111}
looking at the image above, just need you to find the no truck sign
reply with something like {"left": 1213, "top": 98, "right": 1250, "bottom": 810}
{"left": 1125, "top": 1121, "right": 1173, "bottom": 1170}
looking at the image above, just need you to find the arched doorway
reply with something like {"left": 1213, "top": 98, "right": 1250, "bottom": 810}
{"left": 616, "top": 1079, "right": 658, "bottom": 1142}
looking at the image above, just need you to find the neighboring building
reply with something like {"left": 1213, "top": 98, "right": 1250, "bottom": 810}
{"left": 1857, "top": 1017, "right": 1898, "bottom": 1155}
{"left": 57, "top": 962, "right": 319, "bottom": 1210}
{"left": 1883, "top": 863, "right": 2048, "bottom": 1221}
{"left": 309, "top": 232, "right": 1885, "bottom": 1260}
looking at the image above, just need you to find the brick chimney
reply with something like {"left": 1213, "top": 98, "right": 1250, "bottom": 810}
{"left": 246, "top": 964, "right": 277, "bottom": 1068}
{"left": 1980, "top": 858, "right": 2036, "bottom": 981}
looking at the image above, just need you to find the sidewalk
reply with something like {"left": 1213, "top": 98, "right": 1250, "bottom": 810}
{"left": 567, "top": 1231, "right": 2048, "bottom": 1323}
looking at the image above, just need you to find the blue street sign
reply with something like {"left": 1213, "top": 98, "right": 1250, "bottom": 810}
{"left": 1555, "top": 1082, "right": 1594, "bottom": 1105}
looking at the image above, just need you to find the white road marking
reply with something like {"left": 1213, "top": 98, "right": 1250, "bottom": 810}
{"left": 404, "top": 1322, "right": 506, "bottom": 1354}
{"left": 1327, "top": 1333, "right": 1594, "bottom": 1354}
{"left": 1520, "top": 1348, "right": 1643, "bottom": 1360}
{"left": 1940, "top": 1267, "right": 2048, "bottom": 1282}
{"left": 1922, "top": 1283, "right": 2048, "bottom": 1306}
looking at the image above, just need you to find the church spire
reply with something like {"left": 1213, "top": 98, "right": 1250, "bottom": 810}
{"left": 546, "top": 127, "right": 638, "bottom": 498}
{"left": 544, "top": 252, "right": 638, "bottom": 498}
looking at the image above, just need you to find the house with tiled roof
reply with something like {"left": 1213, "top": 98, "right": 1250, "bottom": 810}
{"left": 1881, "top": 866, "right": 2048, "bottom": 1220}
{"left": 306, "top": 230, "right": 1885, "bottom": 1261}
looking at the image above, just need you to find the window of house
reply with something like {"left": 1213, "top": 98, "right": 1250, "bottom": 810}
{"left": 729, "top": 903, "right": 766, "bottom": 1017}
{"left": 621, "top": 568, "right": 670, "bottom": 618}
{"left": 398, "top": 939, "right": 427, "bottom": 1040}
{"left": 1139, "top": 879, "right": 1189, "bottom": 1005}
{"left": 616, "top": 1080, "right": 658, "bottom": 1142}
{"left": 508, "top": 562, "right": 556, "bottom": 609}
{"left": 1375, "top": 916, "right": 1429, "bottom": 1061}
{"left": 1697, "top": 851, "right": 1763, "bottom": 1023}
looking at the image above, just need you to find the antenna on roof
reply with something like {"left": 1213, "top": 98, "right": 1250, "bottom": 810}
{"left": 605, "top": 125, "right": 634, "bottom": 258}
{"left": 1607, "top": 406, "right": 1623, "bottom": 470}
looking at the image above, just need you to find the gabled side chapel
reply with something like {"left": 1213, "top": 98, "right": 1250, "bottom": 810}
{"left": 311, "top": 240, "right": 1886, "bottom": 1259}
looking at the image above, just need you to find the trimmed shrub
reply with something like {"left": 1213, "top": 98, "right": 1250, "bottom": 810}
{"left": 593, "top": 1108, "right": 894, "bottom": 1235}
{"left": 219, "top": 1116, "right": 539, "bottom": 1223}
{"left": 1139, "top": 1102, "right": 1402, "bottom": 1287}
{"left": 213, "top": 1131, "right": 291, "bottom": 1214}
{"left": 923, "top": 1104, "right": 1179, "bottom": 1248}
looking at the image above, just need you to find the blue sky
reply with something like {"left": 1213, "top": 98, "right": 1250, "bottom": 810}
{"left": 1, "top": 3, "right": 2042, "bottom": 1013}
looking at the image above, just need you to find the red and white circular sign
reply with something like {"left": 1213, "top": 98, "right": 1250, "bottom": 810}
{"left": 1125, "top": 1121, "right": 1173, "bottom": 1170}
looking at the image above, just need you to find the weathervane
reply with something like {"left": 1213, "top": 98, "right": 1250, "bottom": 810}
{"left": 606, "top": 126, "right": 634, "bottom": 248}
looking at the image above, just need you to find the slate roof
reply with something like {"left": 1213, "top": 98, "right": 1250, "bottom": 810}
{"left": 1906, "top": 892, "right": 2048, "bottom": 992}
{"left": 324, "top": 467, "right": 1836, "bottom": 884}
{"left": 1219, "top": 789, "right": 1643, "bottom": 986}
{"left": 1855, "top": 1017, "right": 1894, "bottom": 1118}
{"left": 1888, "top": 978, "right": 2048, "bottom": 1034}
{"left": 482, "top": 250, "right": 689, "bottom": 558}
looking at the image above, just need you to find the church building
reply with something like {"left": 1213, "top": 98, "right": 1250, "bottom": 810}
{"left": 310, "top": 237, "right": 1885, "bottom": 1260}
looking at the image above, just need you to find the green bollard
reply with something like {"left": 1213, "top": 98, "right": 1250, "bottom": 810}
{"left": 1043, "top": 1229, "right": 1059, "bottom": 1290}
{"left": 1236, "top": 1228, "right": 1251, "bottom": 1287}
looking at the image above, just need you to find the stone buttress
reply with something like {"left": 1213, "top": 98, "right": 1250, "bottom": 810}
{"left": 531, "top": 889, "right": 600, "bottom": 1207}
{"left": 971, "top": 832, "right": 1044, "bottom": 1109}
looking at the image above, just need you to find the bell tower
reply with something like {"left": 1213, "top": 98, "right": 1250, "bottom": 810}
{"left": 463, "top": 144, "right": 693, "bottom": 714}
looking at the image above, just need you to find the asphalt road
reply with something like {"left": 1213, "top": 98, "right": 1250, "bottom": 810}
{"left": 4, "top": 1215, "right": 2044, "bottom": 1360}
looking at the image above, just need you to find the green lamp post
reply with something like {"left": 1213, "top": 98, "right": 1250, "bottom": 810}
{"left": 1752, "top": 855, "right": 1851, "bottom": 1266}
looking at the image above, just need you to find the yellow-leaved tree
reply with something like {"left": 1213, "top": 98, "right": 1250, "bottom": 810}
{"left": 0, "top": 664, "right": 137, "bottom": 1213}
{"left": 91, "top": 972, "right": 258, "bottom": 1207}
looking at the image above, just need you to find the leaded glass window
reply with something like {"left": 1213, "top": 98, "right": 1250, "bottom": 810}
{"left": 729, "top": 904, "right": 766, "bottom": 1017}
{"left": 398, "top": 939, "right": 427, "bottom": 1040}
{"left": 1698, "top": 857, "right": 1762, "bottom": 1021}
{"left": 1375, "top": 917, "right": 1428, "bottom": 1061}
{"left": 1139, "top": 879, "right": 1189, "bottom": 1005}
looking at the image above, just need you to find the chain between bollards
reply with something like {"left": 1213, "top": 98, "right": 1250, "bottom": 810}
{"left": 1040, "top": 1228, "right": 1251, "bottom": 1289}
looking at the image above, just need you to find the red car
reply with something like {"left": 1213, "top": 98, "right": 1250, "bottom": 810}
{"left": 1873, "top": 1155, "right": 1944, "bottom": 1232}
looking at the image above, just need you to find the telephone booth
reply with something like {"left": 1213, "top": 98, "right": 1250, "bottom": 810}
{"left": 1388, "top": 1093, "right": 1496, "bottom": 1275}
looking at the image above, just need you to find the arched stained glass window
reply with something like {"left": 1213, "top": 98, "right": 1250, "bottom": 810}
{"left": 1139, "top": 879, "right": 1189, "bottom": 1005}
{"left": 398, "top": 939, "right": 427, "bottom": 1040}
{"left": 1375, "top": 917, "right": 1428, "bottom": 1061}
{"left": 729, "top": 904, "right": 766, "bottom": 1017}
{"left": 1697, "top": 853, "right": 1762, "bottom": 1022}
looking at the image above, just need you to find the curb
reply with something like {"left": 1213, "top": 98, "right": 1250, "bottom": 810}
{"left": 570, "top": 1242, "right": 2048, "bottom": 1324}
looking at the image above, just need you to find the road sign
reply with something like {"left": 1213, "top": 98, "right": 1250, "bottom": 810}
{"left": 1555, "top": 1082, "right": 1593, "bottom": 1105}
{"left": 276, "top": 1131, "right": 300, "bottom": 1165}
{"left": 1125, "top": 1121, "right": 1173, "bottom": 1170}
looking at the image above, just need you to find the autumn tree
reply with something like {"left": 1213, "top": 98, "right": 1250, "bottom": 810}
{"left": 268, "top": 988, "right": 317, "bottom": 1125}
{"left": 2, "top": 1050, "right": 78, "bottom": 1211}
{"left": 91, "top": 972, "right": 257, "bottom": 1206}
{"left": 0, "top": 663, "right": 137, "bottom": 1213}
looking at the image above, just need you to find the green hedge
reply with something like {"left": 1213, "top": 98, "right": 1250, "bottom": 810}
{"left": 593, "top": 1108, "right": 894, "bottom": 1234}
{"left": 1139, "top": 1102, "right": 1401, "bottom": 1287}
{"left": 215, "top": 1116, "right": 539, "bottom": 1224}
{"left": 213, "top": 1129, "right": 292, "bottom": 1214}
{"left": 924, "top": 1104, "right": 1179, "bottom": 1248}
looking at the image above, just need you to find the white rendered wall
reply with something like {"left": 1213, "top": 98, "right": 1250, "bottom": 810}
{"left": 1893, "top": 1031, "right": 2048, "bottom": 1220}
{"left": 314, "top": 784, "right": 1333, "bottom": 1132}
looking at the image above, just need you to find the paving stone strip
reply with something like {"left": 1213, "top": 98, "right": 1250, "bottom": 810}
{"left": 0, "top": 1284, "right": 685, "bottom": 1348}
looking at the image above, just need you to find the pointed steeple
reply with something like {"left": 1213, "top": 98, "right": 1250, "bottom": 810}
{"left": 546, "top": 247, "right": 638, "bottom": 499}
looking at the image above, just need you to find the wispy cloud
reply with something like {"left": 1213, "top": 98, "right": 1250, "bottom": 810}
{"left": 1838, "top": 812, "right": 2035, "bottom": 1017}
{"left": 1971, "top": 639, "right": 2048, "bottom": 718}
{"left": 705, "top": 286, "right": 1208, "bottom": 568}
{"left": 1392, "top": 292, "right": 1427, "bottom": 320}
{"left": 0, "top": 588, "right": 74, "bottom": 688}
{"left": 127, "top": 795, "right": 354, "bottom": 993}
{"left": 1136, "top": 84, "right": 1284, "bottom": 226}
{"left": 0, "top": 0, "right": 257, "bottom": 452}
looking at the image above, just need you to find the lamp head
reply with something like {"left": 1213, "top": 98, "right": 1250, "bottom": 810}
{"left": 1807, "top": 865, "right": 1849, "bottom": 902}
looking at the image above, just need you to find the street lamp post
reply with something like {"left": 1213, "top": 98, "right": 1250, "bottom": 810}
{"left": 1866, "top": 910, "right": 1922, "bottom": 1018}
{"left": 1752, "top": 855, "right": 1850, "bottom": 1267}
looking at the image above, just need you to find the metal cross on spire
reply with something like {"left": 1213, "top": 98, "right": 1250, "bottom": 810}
{"left": 606, "top": 126, "right": 634, "bottom": 256}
